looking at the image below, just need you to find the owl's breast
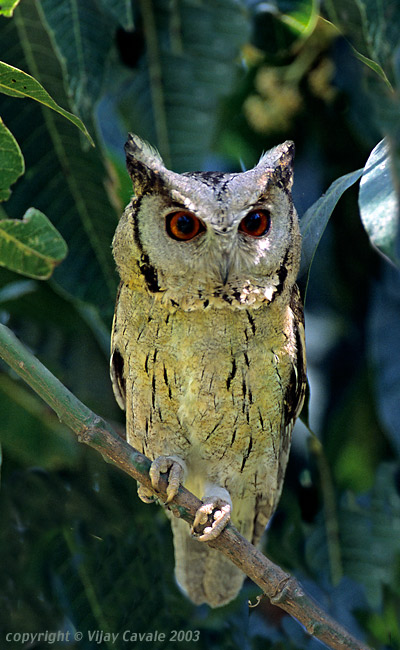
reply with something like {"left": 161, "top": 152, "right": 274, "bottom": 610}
{"left": 113, "top": 285, "right": 297, "bottom": 488}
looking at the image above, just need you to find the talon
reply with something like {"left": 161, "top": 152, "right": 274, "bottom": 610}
{"left": 148, "top": 455, "right": 185, "bottom": 503}
{"left": 191, "top": 498, "right": 231, "bottom": 542}
{"left": 165, "top": 461, "right": 183, "bottom": 503}
{"left": 137, "top": 484, "right": 156, "bottom": 504}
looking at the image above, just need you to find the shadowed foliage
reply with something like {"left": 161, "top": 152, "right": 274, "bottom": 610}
{"left": 0, "top": 1, "right": 399, "bottom": 649}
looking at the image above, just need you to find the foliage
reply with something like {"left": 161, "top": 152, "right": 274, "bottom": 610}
{"left": 0, "top": 208, "right": 68, "bottom": 278}
{"left": 0, "top": 1, "right": 399, "bottom": 649}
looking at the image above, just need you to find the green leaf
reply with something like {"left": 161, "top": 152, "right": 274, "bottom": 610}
{"left": 320, "top": 18, "right": 393, "bottom": 90}
{"left": 2, "top": 1, "right": 118, "bottom": 315}
{"left": 0, "top": 373, "right": 80, "bottom": 469}
{"left": 306, "top": 463, "right": 400, "bottom": 609}
{"left": 299, "top": 168, "right": 363, "bottom": 289}
{"left": 359, "top": 139, "right": 399, "bottom": 267}
{"left": 323, "top": 0, "right": 400, "bottom": 87}
{"left": 369, "top": 265, "right": 400, "bottom": 457}
{"left": 278, "top": 0, "right": 319, "bottom": 36}
{"left": 251, "top": 0, "right": 318, "bottom": 56}
{"left": 106, "top": 0, "right": 252, "bottom": 171}
{"left": 0, "top": 61, "right": 94, "bottom": 146}
{"left": 96, "top": 0, "right": 134, "bottom": 30}
{"left": 0, "top": 117, "right": 24, "bottom": 202}
{"left": 36, "top": 0, "right": 115, "bottom": 122}
{"left": 0, "top": 208, "right": 68, "bottom": 279}
{"left": 351, "top": 48, "right": 392, "bottom": 91}
{"left": 0, "top": 0, "right": 21, "bottom": 17}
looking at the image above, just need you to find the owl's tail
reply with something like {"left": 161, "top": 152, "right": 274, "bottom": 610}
{"left": 170, "top": 516, "right": 245, "bottom": 607}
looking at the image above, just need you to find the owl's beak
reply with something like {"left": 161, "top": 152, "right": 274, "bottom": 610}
{"left": 219, "top": 253, "right": 233, "bottom": 285}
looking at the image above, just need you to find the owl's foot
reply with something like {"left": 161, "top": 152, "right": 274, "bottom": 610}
{"left": 146, "top": 455, "right": 186, "bottom": 504}
{"left": 191, "top": 497, "right": 231, "bottom": 542}
{"left": 137, "top": 484, "right": 156, "bottom": 503}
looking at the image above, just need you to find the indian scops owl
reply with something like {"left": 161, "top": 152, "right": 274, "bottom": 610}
{"left": 110, "top": 134, "right": 306, "bottom": 607}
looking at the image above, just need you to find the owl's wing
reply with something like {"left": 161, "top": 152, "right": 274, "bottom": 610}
{"left": 252, "top": 283, "right": 307, "bottom": 545}
{"left": 284, "top": 282, "right": 307, "bottom": 427}
{"left": 110, "top": 283, "right": 127, "bottom": 411}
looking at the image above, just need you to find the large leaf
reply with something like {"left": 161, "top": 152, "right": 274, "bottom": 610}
{"left": 306, "top": 463, "right": 400, "bottom": 610}
{"left": 36, "top": 0, "right": 116, "bottom": 122}
{"left": 97, "top": 0, "right": 134, "bottom": 29}
{"left": 1, "top": 1, "right": 118, "bottom": 316}
{"left": 0, "top": 208, "right": 68, "bottom": 279}
{"left": 299, "top": 168, "right": 363, "bottom": 289}
{"left": 0, "top": 0, "right": 21, "bottom": 17}
{"left": 0, "top": 61, "right": 94, "bottom": 145}
{"left": 0, "top": 268, "right": 121, "bottom": 417}
{"left": 0, "top": 117, "right": 24, "bottom": 201}
{"left": 324, "top": 2, "right": 400, "bottom": 218}
{"left": 0, "top": 372, "right": 80, "bottom": 468}
{"left": 99, "top": 0, "right": 252, "bottom": 172}
{"left": 359, "top": 139, "right": 399, "bottom": 267}
{"left": 320, "top": 18, "right": 392, "bottom": 90}
{"left": 249, "top": 0, "right": 318, "bottom": 56}
{"left": 323, "top": 0, "right": 400, "bottom": 88}
{"left": 369, "top": 265, "right": 400, "bottom": 456}
{"left": 278, "top": 0, "right": 318, "bottom": 35}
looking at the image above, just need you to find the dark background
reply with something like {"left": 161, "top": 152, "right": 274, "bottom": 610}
{"left": 1, "top": 1, "right": 400, "bottom": 648}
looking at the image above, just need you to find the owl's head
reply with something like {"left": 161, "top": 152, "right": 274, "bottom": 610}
{"left": 113, "top": 134, "right": 301, "bottom": 311}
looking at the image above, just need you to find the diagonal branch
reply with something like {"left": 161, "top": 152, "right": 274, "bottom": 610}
{"left": 0, "top": 323, "right": 371, "bottom": 650}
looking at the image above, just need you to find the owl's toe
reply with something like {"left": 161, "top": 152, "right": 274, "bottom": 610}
{"left": 149, "top": 455, "right": 186, "bottom": 503}
{"left": 137, "top": 484, "right": 156, "bottom": 503}
{"left": 191, "top": 497, "right": 231, "bottom": 541}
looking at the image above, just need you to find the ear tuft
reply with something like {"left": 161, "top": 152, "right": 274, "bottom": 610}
{"left": 124, "top": 134, "right": 166, "bottom": 195}
{"left": 257, "top": 140, "right": 295, "bottom": 189}
{"left": 125, "top": 133, "right": 164, "bottom": 168}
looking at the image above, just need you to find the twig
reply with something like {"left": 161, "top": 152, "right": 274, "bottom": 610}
{"left": 0, "top": 323, "right": 372, "bottom": 650}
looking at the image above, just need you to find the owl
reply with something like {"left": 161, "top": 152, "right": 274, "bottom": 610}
{"left": 110, "top": 134, "right": 306, "bottom": 608}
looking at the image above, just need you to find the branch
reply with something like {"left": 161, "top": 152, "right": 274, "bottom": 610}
{"left": 0, "top": 323, "right": 371, "bottom": 650}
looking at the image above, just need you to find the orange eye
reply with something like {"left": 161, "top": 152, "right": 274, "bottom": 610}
{"left": 166, "top": 211, "right": 204, "bottom": 241}
{"left": 239, "top": 210, "right": 271, "bottom": 237}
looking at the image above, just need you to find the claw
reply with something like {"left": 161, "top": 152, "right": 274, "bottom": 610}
{"left": 191, "top": 497, "right": 231, "bottom": 542}
{"left": 165, "top": 461, "right": 183, "bottom": 503}
{"left": 148, "top": 455, "right": 185, "bottom": 503}
{"left": 137, "top": 484, "right": 156, "bottom": 504}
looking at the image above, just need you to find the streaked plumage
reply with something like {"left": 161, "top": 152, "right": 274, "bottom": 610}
{"left": 111, "top": 134, "right": 306, "bottom": 607}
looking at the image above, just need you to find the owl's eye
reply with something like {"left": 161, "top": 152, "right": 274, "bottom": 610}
{"left": 166, "top": 211, "right": 204, "bottom": 241}
{"left": 239, "top": 210, "right": 271, "bottom": 237}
